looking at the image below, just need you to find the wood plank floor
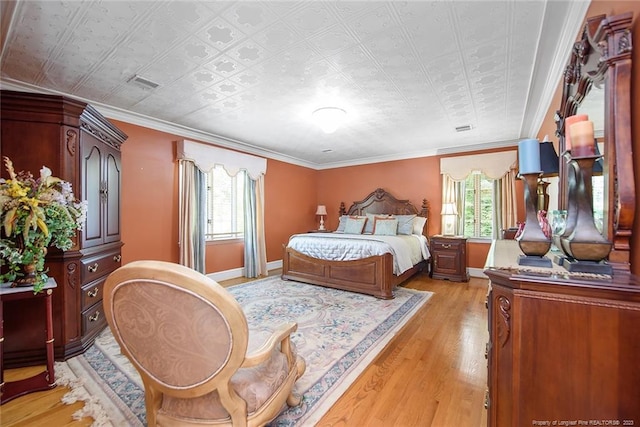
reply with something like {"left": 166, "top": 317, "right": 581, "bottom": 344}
{"left": 2, "top": 270, "right": 489, "bottom": 426}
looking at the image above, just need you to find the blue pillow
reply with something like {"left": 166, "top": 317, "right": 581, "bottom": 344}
{"left": 336, "top": 215, "right": 349, "bottom": 233}
{"left": 373, "top": 218, "right": 398, "bottom": 235}
{"left": 394, "top": 214, "right": 416, "bottom": 235}
{"left": 344, "top": 217, "right": 367, "bottom": 234}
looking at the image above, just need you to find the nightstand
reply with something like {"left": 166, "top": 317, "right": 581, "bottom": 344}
{"left": 429, "top": 235, "right": 469, "bottom": 282}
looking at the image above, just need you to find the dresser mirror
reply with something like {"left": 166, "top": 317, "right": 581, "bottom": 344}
{"left": 555, "top": 12, "right": 634, "bottom": 271}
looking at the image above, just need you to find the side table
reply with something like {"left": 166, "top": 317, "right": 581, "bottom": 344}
{"left": 1, "top": 279, "right": 57, "bottom": 404}
{"left": 429, "top": 235, "right": 469, "bottom": 282}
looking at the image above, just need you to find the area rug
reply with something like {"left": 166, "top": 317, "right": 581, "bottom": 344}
{"left": 55, "top": 276, "right": 432, "bottom": 426}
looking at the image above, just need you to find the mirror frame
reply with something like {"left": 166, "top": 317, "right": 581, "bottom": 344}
{"left": 555, "top": 12, "right": 634, "bottom": 271}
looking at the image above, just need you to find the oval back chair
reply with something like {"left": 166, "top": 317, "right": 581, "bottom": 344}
{"left": 103, "top": 260, "right": 305, "bottom": 427}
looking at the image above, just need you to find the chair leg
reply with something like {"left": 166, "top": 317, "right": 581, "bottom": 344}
{"left": 286, "top": 357, "right": 307, "bottom": 407}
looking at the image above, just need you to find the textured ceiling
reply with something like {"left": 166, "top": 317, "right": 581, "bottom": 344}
{"left": 0, "top": 0, "right": 590, "bottom": 169}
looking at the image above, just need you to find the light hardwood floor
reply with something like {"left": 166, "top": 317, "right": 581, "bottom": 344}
{"left": 2, "top": 270, "right": 489, "bottom": 427}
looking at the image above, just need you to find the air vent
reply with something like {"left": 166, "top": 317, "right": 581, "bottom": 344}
{"left": 128, "top": 74, "right": 159, "bottom": 90}
{"left": 455, "top": 125, "right": 472, "bottom": 132}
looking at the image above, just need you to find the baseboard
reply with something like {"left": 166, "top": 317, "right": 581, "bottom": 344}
{"left": 468, "top": 267, "right": 488, "bottom": 279}
{"left": 207, "top": 260, "right": 283, "bottom": 282}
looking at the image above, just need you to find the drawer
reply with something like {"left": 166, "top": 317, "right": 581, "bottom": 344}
{"left": 431, "top": 239, "right": 463, "bottom": 251}
{"left": 81, "top": 277, "right": 106, "bottom": 310}
{"left": 82, "top": 300, "right": 107, "bottom": 336}
{"left": 81, "top": 249, "right": 122, "bottom": 283}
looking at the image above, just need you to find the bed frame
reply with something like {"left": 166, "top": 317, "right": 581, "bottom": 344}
{"left": 281, "top": 188, "right": 430, "bottom": 299}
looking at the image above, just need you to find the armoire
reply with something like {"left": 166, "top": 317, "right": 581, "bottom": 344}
{"left": 1, "top": 90, "right": 127, "bottom": 366}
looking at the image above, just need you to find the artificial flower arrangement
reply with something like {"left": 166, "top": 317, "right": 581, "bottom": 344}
{"left": 0, "top": 156, "right": 86, "bottom": 292}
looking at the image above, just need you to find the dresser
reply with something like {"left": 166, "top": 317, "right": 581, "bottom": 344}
{"left": 484, "top": 240, "right": 640, "bottom": 426}
{"left": 429, "top": 235, "right": 469, "bottom": 282}
{"left": 1, "top": 90, "right": 127, "bottom": 366}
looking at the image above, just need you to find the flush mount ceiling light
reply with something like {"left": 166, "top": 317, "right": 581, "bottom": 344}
{"left": 312, "top": 107, "right": 347, "bottom": 134}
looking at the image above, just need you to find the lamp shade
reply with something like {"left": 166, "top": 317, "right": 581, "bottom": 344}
{"left": 441, "top": 203, "right": 458, "bottom": 216}
{"left": 315, "top": 205, "right": 327, "bottom": 215}
{"left": 539, "top": 141, "right": 559, "bottom": 177}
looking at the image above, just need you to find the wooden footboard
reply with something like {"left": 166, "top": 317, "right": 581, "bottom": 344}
{"left": 281, "top": 246, "right": 427, "bottom": 299}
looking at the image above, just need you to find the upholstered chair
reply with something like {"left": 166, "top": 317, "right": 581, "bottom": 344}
{"left": 103, "top": 260, "right": 306, "bottom": 427}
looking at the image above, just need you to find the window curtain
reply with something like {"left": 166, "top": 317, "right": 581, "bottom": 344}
{"left": 178, "top": 160, "right": 206, "bottom": 273}
{"left": 499, "top": 167, "right": 518, "bottom": 237}
{"left": 440, "top": 151, "right": 517, "bottom": 238}
{"left": 176, "top": 139, "right": 267, "bottom": 277}
{"left": 243, "top": 173, "right": 267, "bottom": 277}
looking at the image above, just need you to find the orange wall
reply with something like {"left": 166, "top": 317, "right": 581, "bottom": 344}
{"left": 318, "top": 157, "right": 440, "bottom": 235}
{"left": 536, "top": 0, "right": 640, "bottom": 274}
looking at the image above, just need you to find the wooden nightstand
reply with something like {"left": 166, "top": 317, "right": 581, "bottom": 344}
{"left": 429, "top": 235, "right": 469, "bottom": 282}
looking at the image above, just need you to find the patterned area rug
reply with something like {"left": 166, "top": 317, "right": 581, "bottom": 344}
{"left": 55, "top": 276, "right": 432, "bottom": 426}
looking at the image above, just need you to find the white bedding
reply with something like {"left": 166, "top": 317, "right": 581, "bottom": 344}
{"left": 286, "top": 232, "right": 430, "bottom": 275}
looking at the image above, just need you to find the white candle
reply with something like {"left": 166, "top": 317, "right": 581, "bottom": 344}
{"left": 518, "top": 139, "right": 541, "bottom": 174}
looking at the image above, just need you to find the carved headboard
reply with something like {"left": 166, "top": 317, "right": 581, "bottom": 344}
{"left": 338, "top": 188, "right": 429, "bottom": 234}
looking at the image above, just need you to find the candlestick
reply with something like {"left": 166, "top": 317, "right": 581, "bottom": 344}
{"left": 563, "top": 114, "right": 588, "bottom": 151}
{"left": 559, "top": 153, "right": 612, "bottom": 274}
{"left": 569, "top": 120, "right": 596, "bottom": 157}
{"left": 518, "top": 139, "right": 541, "bottom": 174}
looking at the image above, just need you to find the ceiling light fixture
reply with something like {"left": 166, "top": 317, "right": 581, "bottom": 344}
{"left": 312, "top": 107, "right": 347, "bottom": 134}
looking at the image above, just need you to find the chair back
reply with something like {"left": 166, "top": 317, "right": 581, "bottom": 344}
{"left": 103, "top": 260, "right": 249, "bottom": 398}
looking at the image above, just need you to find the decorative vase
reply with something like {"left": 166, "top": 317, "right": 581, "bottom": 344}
{"left": 516, "top": 173, "right": 552, "bottom": 266}
{"left": 12, "top": 263, "right": 38, "bottom": 287}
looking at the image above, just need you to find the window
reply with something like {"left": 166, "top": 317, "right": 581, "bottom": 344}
{"left": 205, "top": 165, "right": 245, "bottom": 240}
{"left": 462, "top": 172, "right": 494, "bottom": 238}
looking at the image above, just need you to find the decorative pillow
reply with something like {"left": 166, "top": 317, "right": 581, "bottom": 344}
{"left": 336, "top": 215, "right": 349, "bottom": 233}
{"left": 373, "top": 217, "right": 398, "bottom": 236}
{"left": 365, "top": 213, "right": 392, "bottom": 233}
{"left": 344, "top": 217, "right": 367, "bottom": 234}
{"left": 394, "top": 214, "right": 417, "bottom": 235}
{"left": 412, "top": 216, "right": 427, "bottom": 235}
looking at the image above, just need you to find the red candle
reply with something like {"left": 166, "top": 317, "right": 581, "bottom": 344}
{"left": 569, "top": 120, "right": 596, "bottom": 157}
{"left": 564, "top": 114, "right": 588, "bottom": 151}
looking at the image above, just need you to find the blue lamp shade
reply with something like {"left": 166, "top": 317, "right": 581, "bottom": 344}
{"left": 539, "top": 141, "right": 560, "bottom": 177}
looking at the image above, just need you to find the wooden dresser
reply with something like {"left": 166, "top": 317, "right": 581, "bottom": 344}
{"left": 1, "top": 90, "right": 127, "bottom": 366}
{"left": 430, "top": 235, "right": 469, "bottom": 282}
{"left": 484, "top": 240, "right": 640, "bottom": 426}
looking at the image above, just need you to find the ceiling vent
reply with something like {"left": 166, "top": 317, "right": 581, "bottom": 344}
{"left": 128, "top": 74, "right": 159, "bottom": 90}
{"left": 455, "top": 125, "right": 472, "bottom": 132}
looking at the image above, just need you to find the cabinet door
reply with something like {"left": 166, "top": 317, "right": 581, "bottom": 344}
{"left": 81, "top": 136, "right": 104, "bottom": 248}
{"left": 103, "top": 146, "right": 121, "bottom": 244}
{"left": 80, "top": 132, "right": 121, "bottom": 248}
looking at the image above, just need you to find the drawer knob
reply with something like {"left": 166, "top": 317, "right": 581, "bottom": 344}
{"left": 113, "top": 254, "right": 122, "bottom": 262}
{"left": 88, "top": 263, "right": 99, "bottom": 273}
{"left": 87, "top": 287, "right": 99, "bottom": 298}
{"left": 442, "top": 244, "right": 451, "bottom": 249}
{"left": 89, "top": 311, "right": 100, "bottom": 322}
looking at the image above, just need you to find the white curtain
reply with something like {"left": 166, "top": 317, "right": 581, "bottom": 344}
{"left": 178, "top": 160, "right": 206, "bottom": 272}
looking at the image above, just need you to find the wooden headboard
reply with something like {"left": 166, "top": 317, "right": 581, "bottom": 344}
{"left": 338, "top": 188, "right": 429, "bottom": 234}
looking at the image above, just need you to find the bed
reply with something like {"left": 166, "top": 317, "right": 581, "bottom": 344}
{"left": 281, "top": 188, "right": 430, "bottom": 299}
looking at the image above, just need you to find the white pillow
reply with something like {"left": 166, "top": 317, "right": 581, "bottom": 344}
{"left": 412, "top": 216, "right": 427, "bottom": 235}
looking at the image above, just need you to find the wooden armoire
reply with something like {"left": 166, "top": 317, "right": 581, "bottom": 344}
{"left": 1, "top": 90, "right": 127, "bottom": 366}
